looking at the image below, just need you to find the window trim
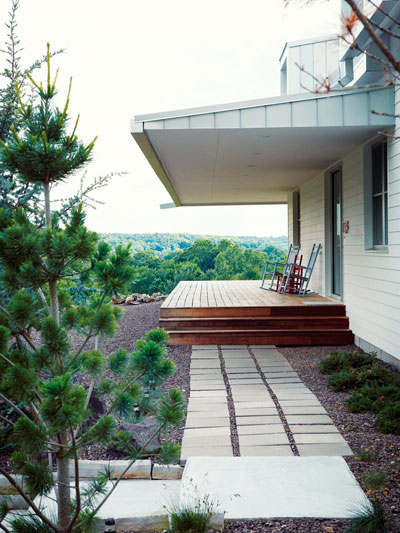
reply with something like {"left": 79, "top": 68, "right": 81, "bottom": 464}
{"left": 364, "top": 137, "right": 388, "bottom": 251}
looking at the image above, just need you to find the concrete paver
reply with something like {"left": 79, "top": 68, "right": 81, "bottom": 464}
{"left": 285, "top": 414, "right": 333, "bottom": 425}
{"left": 181, "top": 456, "right": 368, "bottom": 518}
{"left": 281, "top": 406, "right": 328, "bottom": 415}
{"left": 182, "top": 435, "right": 232, "bottom": 447}
{"left": 297, "top": 443, "right": 353, "bottom": 456}
{"left": 183, "top": 345, "right": 352, "bottom": 463}
{"left": 294, "top": 433, "right": 347, "bottom": 444}
{"left": 235, "top": 407, "right": 278, "bottom": 417}
{"left": 236, "top": 415, "right": 281, "bottom": 425}
{"left": 237, "top": 424, "right": 285, "bottom": 435}
{"left": 290, "top": 425, "right": 340, "bottom": 434}
{"left": 239, "top": 433, "right": 290, "bottom": 446}
{"left": 185, "top": 416, "right": 231, "bottom": 428}
{"left": 239, "top": 445, "right": 294, "bottom": 456}
{"left": 183, "top": 426, "right": 231, "bottom": 437}
{"left": 190, "top": 390, "right": 227, "bottom": 398}
{"left": 180, "top": 446, "right": 233, "bottom": 461}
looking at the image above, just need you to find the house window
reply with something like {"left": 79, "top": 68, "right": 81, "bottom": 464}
{"left": 293, "top": 190, "right": 300, "bottom": 246}
{"left": 364, "top": 140, "right": 388, "bottom": 249}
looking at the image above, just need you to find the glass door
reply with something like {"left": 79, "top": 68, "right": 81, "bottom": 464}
{"left": 331, "top": 169, "right": 342, "bottom": 297}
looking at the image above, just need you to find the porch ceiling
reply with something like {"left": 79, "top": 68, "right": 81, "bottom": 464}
{"left": 131, "top": 87, "right": 394, "bottom": 207}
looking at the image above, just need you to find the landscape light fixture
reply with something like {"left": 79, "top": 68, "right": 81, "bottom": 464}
{"left": 104, "top": 517, "right": 116, "bottom": 532}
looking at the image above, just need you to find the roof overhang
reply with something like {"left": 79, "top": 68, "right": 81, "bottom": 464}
{"left": 131, "top": 87, "right": 394, "bottom": 207}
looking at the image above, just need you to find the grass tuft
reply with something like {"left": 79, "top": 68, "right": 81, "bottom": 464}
{"left": 346, "top": 498, "right": 389, "bottom": 533}
{"left": 362, "top": 471, "right": 387, "bottom": 491}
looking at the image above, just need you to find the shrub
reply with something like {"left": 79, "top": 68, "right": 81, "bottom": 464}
{"left": 362, "top": 471, "right": 387, "bottom": 492}
{"left": 328, "top": 369, "right": 360, "bottom": 391}
{"left": 328, "top": 366, "right": 397, "bottom": 393}
{"left": 318, "top": 351, "right": 350, "bottom": 375}
{"left": 375, "top": 401, "right": 400, "bottom": 435}
{"left": 346, "top": 384, "right": 400, "bottom": 414}
{"left": 318, "top": 350, "right": 376, "bottom": 375}
{"left": 346, "top": 499, "right": 389, "bottom": 533}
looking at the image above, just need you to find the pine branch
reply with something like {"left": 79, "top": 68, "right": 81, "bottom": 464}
{"left": 0, "top": 467, "right": 58, "bottom": 532}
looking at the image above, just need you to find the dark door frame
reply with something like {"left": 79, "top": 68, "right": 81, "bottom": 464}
{"left": 324, "top": 164, "right": 343, "bottom": 299}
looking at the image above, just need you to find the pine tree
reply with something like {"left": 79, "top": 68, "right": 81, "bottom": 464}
{"left": 0, "top": 46, "right": 183, "bottom": 532}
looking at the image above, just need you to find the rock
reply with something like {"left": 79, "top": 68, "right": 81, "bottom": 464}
{"left": 125, "top": 295, "right": 135, "bottom": 304}
{"left": 152, "top": 464, "right": 184, "bottom": 480}
{"left": 111, "top": 417, "right": 161, "bottom": 455}
{"left": 111, "top": 294, "right": 125, "bottom": 304}
{"left": 148, "top": 296, "right": 155, "bottom": 302}
{"left": 132, "top": 301, "right": 141, "bottom": 305}
{"left": 69, "top": 459, "right": 151, "bottom": 479}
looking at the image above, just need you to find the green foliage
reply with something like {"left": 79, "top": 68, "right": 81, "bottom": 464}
{"left": 145, "top": 327, "right": 169, "bottom": 346}
{"left": 318, "top": 350, "right": 376, "bottom": 375}
{"left": 376, "top": 401, "right": 400, "bottom": 435}
{"left": 346, "top": 384, "right": 400, "bottom": 414}
{"left": 327, "top": 369, "right": 360, "bottom": 392}
{"left": 328, "top": 366, "right": 396, "bottom": 392}
{"left": 362, "top": 471, "right": 387, "bottom": 491}
{"left": 117, "top": 235, "right": 287, "bottom": 295}
{"left": 346, "top": 499, "right": 389, "bottom": 533}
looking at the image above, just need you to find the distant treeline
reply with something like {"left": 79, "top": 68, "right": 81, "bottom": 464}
{"left": 100, "top": 235, "right": 287, "bottom": 295}
{"left": 100, "top": 232, "right": 288, "bottom": 254}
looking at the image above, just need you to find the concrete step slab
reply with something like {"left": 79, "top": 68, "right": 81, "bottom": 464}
{"left": 190, "top": 383, "right": 226, "bottom": 391}
{"left": 235, "top": 407, "right": 278, "bottom": 417}
{"left": 190, "top": 391, "right": 227, "bottom": 398}
{"left": 187, "top": 397, "right": 228, "bottom": 406}
{"left": 239, "top": 445, "right": 293, "bottom": 456}
{"left": 234, "top": 401, "right": 275, "bottom": 408}
{"left": 267, "top": 378, "right": 303, "bottom": 384}
{"left": 280, "top": 399, "right": 322, "bottom": 407}
{"left": 183, "top": 427, "right": 231, "bottom": 437}
{"left": 236, "top": 415, "right": 281, "bottom": 425}
{"left": 226, "top": 368, "right": 259, "bottom": 374}
{"left": 190, "top": 368, "right": 221, "bottom": 375}
{"left": 239, "top": 433, "right": 289, "bottom": 446}
{"left": 226, "top": 373, "right": 261, "bottom": 379}
{"left": 181, "top": 456, "right": 368, "bottom": 518}
{"left": 290, "top": 425, "right": 340, "bottom": 434}
{"left": 182, "top": 435, "right": 232, "bottom": 447}
{"left": 231, "top": 394, "right": 272, "bottom": 402}
{"left": 294, "top": 433, "right": 347, "bottom": 445}
{"left": 180, "top": 446, "right": 233, "bottom": 461}
{"left": 191, "top": 361, "right": 221, "bottom": 369}
{"left": 190, "top": 375, "right": 224, "bottom": 382}
{"left": 285, "top": 415, "right": 333, "bottom": 425}
{"left": 185, "top": 417, "right": 231, "bottom": 428}
{"left": 221, "top": 345, "right": 249, "bottom": 349}
{"left": 297, "top": 443, "right": 353, "bottom": 456}
{"left": 274, "top": 393, "right": 318, "bottom": 401}
{"left": 263, "top": 372, "right": 299, "bottom": 378}
{"left": 229, "top": 379, "right": 264, "bottom": 385}
{"left": 192, "top": 345, "right": 219, "bottom": 350}
{"left": 237, "top": 424, "right": 285, "bottom": 435}
{"left": 186, "top": 409, "right": 230, "bottom": 418}
{"left": 282, "top": 406, "right": 328, "bottom": 415}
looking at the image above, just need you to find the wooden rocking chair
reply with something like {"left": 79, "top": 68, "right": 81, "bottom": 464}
{"left": 260, "top": 244, "right": 301, "bottom": 291}
{"left": 278, "top": 243, "right": 321, "bottom": 296}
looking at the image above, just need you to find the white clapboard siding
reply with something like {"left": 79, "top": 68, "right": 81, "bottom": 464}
{"left": 287, "top": 95, "right": 400, "bottom": 363}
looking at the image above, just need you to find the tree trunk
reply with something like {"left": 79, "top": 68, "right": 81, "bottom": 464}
{"left": 56, "top": 434, "right": 71, "bottom": 532}
{"left": 43, "top": 180, "right": 70, "bottom": 530}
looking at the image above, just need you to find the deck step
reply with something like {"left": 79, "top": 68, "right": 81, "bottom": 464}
{"left": 161, "top": 316, "right": 349, "bottom": 331}
{"left": 167, "top": 329, "right": 355, "bottom": 346}
{"left": 160, "top": 304, "right": 347, "bottom": 318}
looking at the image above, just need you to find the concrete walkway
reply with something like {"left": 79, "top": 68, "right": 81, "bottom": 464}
{"left": 182, "top": 345, "right": 353, "bottom": 461}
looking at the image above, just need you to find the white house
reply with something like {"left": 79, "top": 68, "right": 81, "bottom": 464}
{"left": 131, "top": 0, "right": 400, "bottom": 368}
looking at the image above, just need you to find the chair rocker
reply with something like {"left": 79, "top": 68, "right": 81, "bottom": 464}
{"left": 260, "top": 244, "right": 301, "bottom": 291}
{"left": 277, "top": 243, "right": 321, "bottom": 297}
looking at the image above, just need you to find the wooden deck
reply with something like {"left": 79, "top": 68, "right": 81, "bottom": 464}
{"left": 160, "top": 280, "right": 354, "bottom": 346}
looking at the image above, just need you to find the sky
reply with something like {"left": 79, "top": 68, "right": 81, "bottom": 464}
{"left": 0, "top": 0, "right": 341, "bottom": 237}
